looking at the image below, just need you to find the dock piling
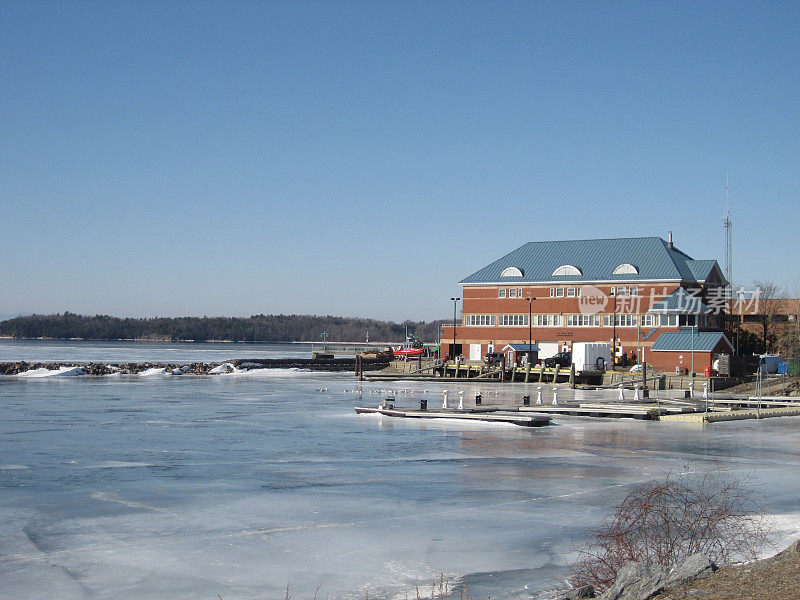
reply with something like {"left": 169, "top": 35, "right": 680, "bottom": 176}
{"left": 458, "top": 390, "right": 464, "bottom": 410}
{"left": 552, "top": 387, "right": 559, "bottom": 405}
{"left": 536, "top": 387, "right": 543, "bottom": 404}
{"left": 442, "top": 390, "right": 449, "bottom": 409}
{"left": 642, "top": 362, "right": 647, "bottom": 394}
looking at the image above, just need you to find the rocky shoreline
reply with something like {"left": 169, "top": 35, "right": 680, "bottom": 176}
{"left": 559, "top": 538, "right": 800, "bottom": 600}
{"left": 0, "top": 356, "right": 391, "bottom": 376}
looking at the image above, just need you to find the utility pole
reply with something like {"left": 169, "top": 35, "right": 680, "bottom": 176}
{"left": 450, "top": 297, "right": 460, "bottom": 362}
{"left": 611, "top": 291, "right": 617, "bottom": 370}
{"left": 526, "top": 293, "right": 536, "bottom": 364}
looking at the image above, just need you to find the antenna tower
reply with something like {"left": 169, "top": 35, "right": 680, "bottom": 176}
{"left": 722, "top": 171, "right": 733, "bottom": 287}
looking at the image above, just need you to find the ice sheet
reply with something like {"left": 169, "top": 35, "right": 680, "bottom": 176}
{"left": 1, "top": 372, "right": 799, "bottom": 600}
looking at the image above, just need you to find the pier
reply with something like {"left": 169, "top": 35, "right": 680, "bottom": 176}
{"left": 355, "top": 387, "right": 800, "bottom": 425}
{"left": 354, "top": 405, "right": 552, "bottom": 427}
{"left": 359, "top": 358, "right": 605, "bottom": 385}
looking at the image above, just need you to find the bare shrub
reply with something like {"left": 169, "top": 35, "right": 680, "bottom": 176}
{"left": 570, "top": 470, "right": 771, "bottom": 592}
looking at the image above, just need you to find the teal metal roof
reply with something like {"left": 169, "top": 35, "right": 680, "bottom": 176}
{"left": 649, "top": 288, "right": 711, "bottom": 314}
{"left": 502, "top": 343, "right": 540, "bottom": 352}
{"left": 651, "top": 330, "right": 733, "bottom": 352}
{"left": 460, "top": 237, "right": 723, "bottom": 285}
{"left": 684, "top": 260, "right": 717, "bottom": 282}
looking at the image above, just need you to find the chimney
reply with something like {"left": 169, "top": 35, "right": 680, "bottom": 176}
{"left": 667, "top": 231, "right": 674, "bottom": 250}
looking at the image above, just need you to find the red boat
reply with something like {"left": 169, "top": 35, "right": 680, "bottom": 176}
{"left": 393, "top": 336, "right": 424, "bottom": 357}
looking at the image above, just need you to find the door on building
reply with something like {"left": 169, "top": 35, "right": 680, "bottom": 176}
{"left": 469, "top": 344, "right": 482, "bottom": 362}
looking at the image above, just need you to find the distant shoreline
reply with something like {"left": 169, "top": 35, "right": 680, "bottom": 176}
{"left": 0, "top": 314, "right": 445, "bottom": 345}
{"left": 0, "top": 336, "right": 394, "bottom": 346}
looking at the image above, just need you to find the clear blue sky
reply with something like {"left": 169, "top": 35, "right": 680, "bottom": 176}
{"left": 2, "top": 1, "right": 798, "bottom": 321}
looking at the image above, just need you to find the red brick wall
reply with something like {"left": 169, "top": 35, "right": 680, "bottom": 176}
{"left": 440, "top": 282, "right": 685, "bottom": 360}
{"left": 439, "top": 282, "right": 731, "bottom": 371}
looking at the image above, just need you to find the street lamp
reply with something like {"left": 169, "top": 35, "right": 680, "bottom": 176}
{"left": 527, "top": 293, "right": 536, "bottom": 364}
{"left": 451, "top": 297, "right": 460, "bottom": 363}
{"left": 611, "top": 290, "right": 617, "bottom": 371}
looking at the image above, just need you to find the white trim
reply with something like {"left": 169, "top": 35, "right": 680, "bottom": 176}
{"left": 500, "top": 266, "right": 524, "bottom": 277}
{"left": 552, "top": 265, "right": 582, "bottom": 276}
{"left": 612, "top": 263, "right": 639, "bottom": 275}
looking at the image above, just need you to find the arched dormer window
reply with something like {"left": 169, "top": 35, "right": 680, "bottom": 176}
{"left": 552, "top": 265, "right": 582, "bottom": 277}
{"left": 500, "top": 266, "right": 524, "bottom": 277}
{"left": 612, "top": 263, "right": 639, "bottom": 275}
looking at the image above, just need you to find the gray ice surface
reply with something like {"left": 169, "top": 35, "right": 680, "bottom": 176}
{"left": 1, "top": 341, "right": 799, "bottom": 600}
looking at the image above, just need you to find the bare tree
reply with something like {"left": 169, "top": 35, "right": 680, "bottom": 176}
{"left": 776, "top": 284, "right": 800, "bottom": 359}
{"left": 570, "top": 471, "right": 770, "bottom": 593}
{"left": 753, "top": 280, "right": 786, "bottom": 353}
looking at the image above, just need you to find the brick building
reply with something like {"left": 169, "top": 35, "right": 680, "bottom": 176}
{"left": 440, "top": 236, "right": 732, "bottom": 373}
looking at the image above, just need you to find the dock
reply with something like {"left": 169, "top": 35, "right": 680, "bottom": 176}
{"left": 361, "top": 359, "right": 605, "bottom": 385}
{"left": 354, "top": 405, "right": 552, "bottom": 427}
{"left": 517, "top": 402, "right": 690, "bottom": 419}
{"left": 660, "top": 406, "right": 800, "bottom": 422}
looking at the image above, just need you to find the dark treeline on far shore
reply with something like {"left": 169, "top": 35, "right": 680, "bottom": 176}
{"left": 0, "top": 312, "right": 448, "bottom": 344}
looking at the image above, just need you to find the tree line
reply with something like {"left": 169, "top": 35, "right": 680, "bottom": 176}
{"left": 0, "top": 313, "right": 448, "bottom": 344}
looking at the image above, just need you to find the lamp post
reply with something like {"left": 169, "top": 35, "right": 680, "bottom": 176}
{"left": 611, "top": 291, "right": 617, "bottom": 371}
{"left": 527, "top": 293, "right": 536, "bottom": 364}
{"left": 451, "top": 297, "right": 460, "bottom": 363}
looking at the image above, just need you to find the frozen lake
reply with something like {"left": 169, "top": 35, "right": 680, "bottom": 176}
{"left": 0, "top": 338, "right": 314, "bottom": 363}
{"left": 1, "top": 340, "right": 800, "bottom": 600}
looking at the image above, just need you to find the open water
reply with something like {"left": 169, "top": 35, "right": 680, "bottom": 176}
{"left": 1, "top": 339, "right": 800, "bottom": 600}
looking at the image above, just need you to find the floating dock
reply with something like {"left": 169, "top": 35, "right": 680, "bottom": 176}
{"left": 354, "top": 405, "right": 552, "bottom": 427}
{"left": 517, "top": 403, "right": 688, "bottom": 419}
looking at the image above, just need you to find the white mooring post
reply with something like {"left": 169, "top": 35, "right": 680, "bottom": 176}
{"left": 552, "top": 387, "right": 559, "bottom": 405}
{"left": 634, "top": 385, "right": 641, "bottom": 401}
{"left": 702, "top": 382, "right": 708, "bottom": 399}
{"left": 536, "top": 387, "right": 543, "bottom": 404}
{"left": 618, "top": 384, "right": 626, "bottom": 401}
{"left": 458, "top": 390, "right": 464, "bottom": 410}
{"left": 442, "top": 390, "right": 449, "bottom": 409}
{"left": 689, "top": 381, "right": 695, "bottom": 399}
